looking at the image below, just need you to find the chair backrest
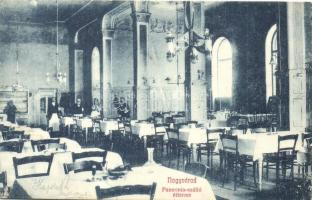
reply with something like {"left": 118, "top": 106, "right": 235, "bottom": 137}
{"left": 124, "top": 121, "right": 132, "bottom": 135}
{"left": 154, "top": 123, "right": 167, "bottom": 135}
{"left": 63, "top": 160, "right": 103, "bottom": 174}
{"left": 184, "top": 162, "right": 209, "bottom": 178}
{"left": 31, "top": 138, "right": 60, "bottom": 152}
{"left": 303, "top": 133, "right": 312, "bottom": 147}
{"left": 175, "top": 123, "right": 188, "bottom": 130}
{"left": 3, "top": 131, "right": 26, "bottom": 140}
{"left": 220, "top": 134, "right": 238, "bottom": 154}
{"left": 206, "top": 128, "right": 225, "bottom": 143}
{"left": 0, "top": 171, "right": 7, "bottom": 190}
{"left": 95, "top": 182, "right": 157, "bottom": 200}
{"left": 166, "top": 128, "right": 179, "bottom": 141}
{"left": 187, "top": 121, "right": 198, "bottom": 125}
{"left": 13, "top": 154, "right": 54, "bottom": 178}
{"left": 278, "top": 134, "right": 298, "bottom": 154}
{"left": 0, "top": 140, "right": 24, "bottom": 153}
{"left": 72, "top": 151, "right": 107, "bottom": 165}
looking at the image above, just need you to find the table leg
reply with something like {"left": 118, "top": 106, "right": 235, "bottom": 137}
{"left": 85, "top": 128, "right": 88, "bottom": 144}
{"left": 191, "top": 144, "right": 197, "bottom": 162}
{"left": 143, "top": 136, "right": 147, "bottom": 149}
{"left": 67, "top": 125, "right": 70, "bottom": 137}
{"left": 258, "top": 158, "right": 263, "bottom": 191}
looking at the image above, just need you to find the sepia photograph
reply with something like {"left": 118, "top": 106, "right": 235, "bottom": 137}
{"left": 0, "top": 0, "right": 310, "bottom": 199}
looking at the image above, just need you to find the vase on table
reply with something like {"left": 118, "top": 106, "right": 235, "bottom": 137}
{"left": 144, "top": 148, "right": 156, "bottom": 166}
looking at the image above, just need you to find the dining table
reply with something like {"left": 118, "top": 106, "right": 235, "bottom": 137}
{"left": 215, "top": 131, "right": 306, "bottom": 191}
{"left": 100, "top": 120, "right": 119, "bottom": 135}
{"left": 132, "top": 122, "right": 167, "bottom": 148}
{"left": 9, "top": 163, "right": 216, "bottom": 200}
{"left": 0, "top": 137, "right": 123, "bottom": 188}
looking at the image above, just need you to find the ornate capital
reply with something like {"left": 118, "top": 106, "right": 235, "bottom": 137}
{"left": 102, "top": 29, "right": 115, "bottom": 39}
{"left": 131, "top": 12, "right": 151, "bottom": 23}
{"left": 275, "top": 70, "right": 289, "bottom": 79}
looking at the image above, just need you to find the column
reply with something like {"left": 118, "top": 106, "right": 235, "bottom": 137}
{"left": 287, "top": 2, "right": 306, "bottom": 131}
{"left": 102, "top": 30, "right": 114, "bottom": 117}
{"left": 185, "top": 2, "right": 207, "bottom": 121}
{"left": 131, "top": 2, "right": 150, "bottom": 120}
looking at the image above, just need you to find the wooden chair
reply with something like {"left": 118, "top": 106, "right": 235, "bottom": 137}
{"left": 63, "top": 160, "right": 103, "bottom": 174}
{"left": 2, "top": 131, "right": 27, "bottom": 140}
{"left": 220, "top": 134, "right": 239, "bottom": 190}
{"left": 184, "top": 162, "right": 209, "bottom": 178}
{"left": 298, "top": 133, "right": 312, "bottom": 176}
{"left": 263, "top": 134, "right": 298, "bottom": 185}
{"left": 72, "top": 151, "right": 107, "bottom": 166}
{"left": 124, "top": 121, "right": 132, "bottom": 135}
{"left": 0, "top": 172, "right": 7, "bottom": 195}
{"left": 95, "top": 182, "right": 157, "bottom": 200}
{"left": 13, "top": 155, "right": 54, "bottom": 178}
{"left": 0, "top": 140, "right": 24, "bottom": 153}
{"left": 30, "top": 138, "right": 60, "bottom": 152}
{"left": 197, "top": 129, "right": 225, "bottom": 170}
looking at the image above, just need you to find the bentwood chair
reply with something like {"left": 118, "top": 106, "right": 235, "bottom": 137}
{"left": 72, "top": 151, "right": 107, "bottom": 166}
{"left": 0, "top": 172, "right": 7, "bottom": 195}
{"left": 30, "top": 138, "right": 60, "bottom": 152}
{"left": 184, "top": 162, "right": 209, "bottom": 178}
{"left": 220, "top": 134, "right": 240, "bottom": 190}
{"left": 0, "top": 140, "right": 24, "bottom": 153}
{"left": 63, "top": 160, "right": 103, "bottom": 174}
{"left": 95, "top": 182, "right": 157, "bottom": 200}
{"left": 2, "top": 131, "right": 28, "bottom": 140}
{"left": 197, "top": 129, "right": 225, "bottom": 171}
{"left": 298, "top": 133, "right": 312, "bottom": 176}
{"left": 219, "top": 134, "right": 257, "bottom": 190}
{"left": 13, "top": 154, "right": 54, "bottom": 178}
{"left": 263, "top": 134, "right": 298, "bottom": 185}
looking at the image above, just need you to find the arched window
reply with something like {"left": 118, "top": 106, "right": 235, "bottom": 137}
{"left": 91, "top": 47, "right": 100, "bottom": 101}
{"left": 211, "top": 37, "right": 233, "bottom": 111}
{"left": 265, "top": 24, "right": 278, "bottom": 102}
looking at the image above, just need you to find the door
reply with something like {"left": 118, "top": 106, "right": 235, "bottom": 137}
{"left": 35, "top": 89, "right": 57, "bottom": 127}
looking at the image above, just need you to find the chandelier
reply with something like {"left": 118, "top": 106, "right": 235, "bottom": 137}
{"left": 46, "top": 0, "right": 67, "bottom": 85}
{"left": 165, "top": 2, "right": 212, "bottom": 64}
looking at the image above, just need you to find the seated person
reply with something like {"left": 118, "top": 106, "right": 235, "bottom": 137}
{"left": 72, "top": 98, "right": 84, "bottom": 116}
{"left": 117, "top": 97, "right": 130, "bottom": 120}
{"left": 90, "top": 105, "right": 101, "bottom": 119}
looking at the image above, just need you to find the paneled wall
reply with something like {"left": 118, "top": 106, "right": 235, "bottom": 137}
{"left": 0, "top": 23, "right": 69, "bottom": 125}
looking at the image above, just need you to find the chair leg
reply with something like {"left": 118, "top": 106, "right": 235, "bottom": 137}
{"left": 266, "top": 161, "right": 269, "bottom": 180}
{"left": 253, "top": 161, "right": 258, "bottom": 188}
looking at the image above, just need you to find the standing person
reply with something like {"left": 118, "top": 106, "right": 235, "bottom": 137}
{"left": 47, "top": 97, "right": 60, "bottom": 132}
{"left": 47, "top": 98, "right": 59, "bottom": 121}
{"left": 72, "top": 97, "right": 84, "bottom": 115}
{"left": 3, "top": 100, "right": 17, "bottom": 123}
{"left": 91, "top": 98, "right": 101, "bottom": 118}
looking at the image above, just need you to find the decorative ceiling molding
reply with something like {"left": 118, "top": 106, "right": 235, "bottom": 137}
{"left": 102, "top": 2, "right": 131, "bottom": 32}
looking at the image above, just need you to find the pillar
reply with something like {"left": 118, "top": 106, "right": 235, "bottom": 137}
{"left": 131, "top": 2, "right": 150, "bottom": 120}
{"left": 102, "top": 30, "right": 114, "bottom": 117}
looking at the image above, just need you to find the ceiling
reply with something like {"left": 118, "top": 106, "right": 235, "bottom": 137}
{"left": 0, "top": 0, "right": 123, "bottom": 29}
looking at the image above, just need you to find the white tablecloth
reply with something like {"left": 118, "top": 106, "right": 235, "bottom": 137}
{"left": 0, "top": 144, "right": 123, "bottom": 187}
{"left": 100, "top": 120, "right": 119, "bottom": 135}
{"left": 76, "top": 118, "right": 93, "bottom": 129}
{"left": 132, "top": 123, "right": 155, "bottom": 138}
{"left": 167, "top": 127, "right": 222, "bottom": 147}
{"left": 10, "top": 164, "right": 216, "bottom": 200}
{"left": 62, "top": 117, "right": 76, "bottom": 127}
{"left": 215, "top": 131, "right": 304, "bottom": 161}
{"left": 13, "top": 127, "right": 50, "bottom": 140}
